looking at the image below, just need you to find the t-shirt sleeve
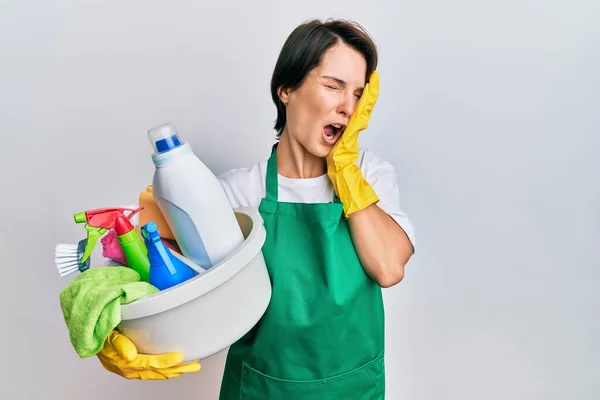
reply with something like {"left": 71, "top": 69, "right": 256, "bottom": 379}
{"left": 217, "top": 162, "right": 266, "bottom": 210}
{"left": 219, "top": 176, "right": 244, "bottom": 209}
{"left": 358, "top": 149, "right": 416, "bottom": 251}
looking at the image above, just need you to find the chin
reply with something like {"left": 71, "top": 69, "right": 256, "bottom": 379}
{"left": 308, "top": 142, "right": 333, "bottom": 159}
{"left": 295, "top": 133, "right": 335, "bottom": 159}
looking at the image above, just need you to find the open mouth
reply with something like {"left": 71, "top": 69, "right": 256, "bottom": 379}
{"left": 323, "top": 123, "right": 345, "bottom": 144}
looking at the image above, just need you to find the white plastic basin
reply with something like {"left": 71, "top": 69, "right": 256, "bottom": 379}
{"left": 118, "top": 206, "right": 271, "bottom": 362}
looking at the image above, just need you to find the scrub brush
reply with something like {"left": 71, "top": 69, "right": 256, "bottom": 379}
{"left": 54, "top": 239, "right": 91, "bottom": 277}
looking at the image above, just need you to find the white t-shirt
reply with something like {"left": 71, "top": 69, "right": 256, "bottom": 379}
{"left": 218, "top": 148, "right": 416, "bottom": 250}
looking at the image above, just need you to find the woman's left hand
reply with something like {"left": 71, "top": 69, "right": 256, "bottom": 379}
{"left": 326, "top": 70, "right": 380, "bottom": 217}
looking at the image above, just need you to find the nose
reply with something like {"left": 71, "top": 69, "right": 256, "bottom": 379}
{"left": 337, "top": 92, "right": 356, "bottom": 118}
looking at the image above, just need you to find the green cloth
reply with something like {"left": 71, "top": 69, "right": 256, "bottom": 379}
{"left": 219, "top": 146, "right": 386, "bottom": 399}
{"left": 59, "top": 266, "right": 158, "bottom": 358}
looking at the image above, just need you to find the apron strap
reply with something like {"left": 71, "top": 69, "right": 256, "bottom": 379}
{"left": 265, "top": 143, "right": 279, "bottom": 201}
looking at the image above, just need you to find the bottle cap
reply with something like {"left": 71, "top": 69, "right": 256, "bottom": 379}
{"left": 114, "top": 215, "right": 134, "bottom": 235}
{"left": 147, "top": 123, "right": 184, "bottom": 154}
{"left": 144, "top": 222, "right": 159, "bottom": 237}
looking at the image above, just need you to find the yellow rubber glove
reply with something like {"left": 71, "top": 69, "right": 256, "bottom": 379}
{"left": 326, "top": 70, "right": 380, "bottom": 217}
{"left": 96, "top": 330, "right": 201, "bottom": 380}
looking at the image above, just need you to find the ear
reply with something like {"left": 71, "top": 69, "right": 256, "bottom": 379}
{"left": 277, "top": 86, "right": 290, "bottom": 105}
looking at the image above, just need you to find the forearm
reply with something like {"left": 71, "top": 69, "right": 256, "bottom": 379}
{"left": 348, "top": 203, "right": 413, "bottom": 288}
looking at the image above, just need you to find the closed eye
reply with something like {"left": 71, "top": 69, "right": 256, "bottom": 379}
{"left": 322, "top": 76, "right": 363, "bottom": 100}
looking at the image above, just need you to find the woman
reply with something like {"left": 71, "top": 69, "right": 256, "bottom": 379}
{"left": 97, "top": 19, "right": 415, "bottom": 399}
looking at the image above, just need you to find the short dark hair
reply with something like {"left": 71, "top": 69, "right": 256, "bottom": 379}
{"left": 270, "top": 19, "right": 378, "bottom": 138}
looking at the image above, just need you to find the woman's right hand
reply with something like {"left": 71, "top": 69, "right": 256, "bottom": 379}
{"left": 97, "top": 330, "right": 201, "bottom": 380}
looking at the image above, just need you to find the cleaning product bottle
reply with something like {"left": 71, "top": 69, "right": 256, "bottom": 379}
{"left": 147, "top": 122, "right": 245, "bottom": 270}
{"left": 114, "top": 215, "right": 151, "bottom": 282}
{"left": 141, "top": 221, "right": 197, "bottom": 290}
{"left": 138, "top": 185, "right": 175, "bottom": 240}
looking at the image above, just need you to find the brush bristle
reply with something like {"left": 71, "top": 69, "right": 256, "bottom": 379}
{"left": 55, "top": 259, "right": 78, "bottom": 267}
{"left": 55, "top": 244, "right": 79, "bottom": 253}
{"left": 56, "top": 243, "right": 78, "bottom": 249}
{"left": 54, "top": 242, "right": 86, "bottom": 277}
{"left": 58, "top": 266, "right": 80, "bottom": 277}
{"left": 58, "top": 265, "right": 78, "bottom": 272}
{"left": 56, "top": 261, "right": 80, "bottom": 276}
{"left": 55, "top": 253, "right": 78, "bottom": 259}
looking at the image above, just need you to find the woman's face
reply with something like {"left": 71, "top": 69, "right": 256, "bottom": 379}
{"left": 279, "top": 42, "right": 368, "bottom": 158}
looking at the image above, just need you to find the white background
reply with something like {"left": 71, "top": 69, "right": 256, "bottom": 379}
{"left": 1, "top": 0, "right": 598, "bottom": 399}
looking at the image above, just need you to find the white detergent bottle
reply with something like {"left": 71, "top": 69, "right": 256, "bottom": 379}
{"left": 147, "top": 122, "right": 245, "bottom": 270}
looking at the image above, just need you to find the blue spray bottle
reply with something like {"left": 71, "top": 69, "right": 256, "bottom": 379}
{"left": 141, "top": 221, "right": 198, "bottom": 291}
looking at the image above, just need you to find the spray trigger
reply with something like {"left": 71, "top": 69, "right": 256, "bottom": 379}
{"left": 74, "top": 206, "right": 144, "bottom": 264}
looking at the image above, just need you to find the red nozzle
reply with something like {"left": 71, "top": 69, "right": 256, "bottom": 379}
{"left": 114, "top": 215, "right": 134, "bottom": 236}
{"left": 82, "top": 207, "right": 143, "bottom": 229}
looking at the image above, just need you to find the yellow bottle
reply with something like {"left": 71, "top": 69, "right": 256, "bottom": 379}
{"left": 138, "top": 185, "right": 175, "bottom": 240}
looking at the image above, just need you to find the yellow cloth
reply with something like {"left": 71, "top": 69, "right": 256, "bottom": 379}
{"left": 326, "top": 70, "right": 380, "bottom": 217}
{"left": 97, "top": 330, "right": 201, "bottom": 380}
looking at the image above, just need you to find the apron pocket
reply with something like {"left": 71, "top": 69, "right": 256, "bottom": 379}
{"left": 240, "top": 351, "right": 385, "bottom": 400}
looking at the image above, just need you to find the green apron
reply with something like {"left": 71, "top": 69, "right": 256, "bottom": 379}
{"left": 219, "top": 146, "right": 385, "bottom": 399}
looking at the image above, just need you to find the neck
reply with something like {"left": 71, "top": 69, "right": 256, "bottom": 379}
{"left": 276, "top": 129, "right": 326, "bottom": 179}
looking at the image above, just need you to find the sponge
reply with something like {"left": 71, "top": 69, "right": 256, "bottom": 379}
{"left": 138, "top": 185, "right": 175, "bottom": 240}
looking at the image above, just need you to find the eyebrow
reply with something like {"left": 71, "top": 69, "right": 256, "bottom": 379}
{"left": 322, "top": 75, "right": 364, "bottom": 92}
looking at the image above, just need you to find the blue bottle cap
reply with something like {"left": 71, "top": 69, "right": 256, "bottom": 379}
{"left": 147, "top": 123, "right": 184, "bottom": 154}
{"left": 144, "top": 222, "right": 159, "bottom": 234}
